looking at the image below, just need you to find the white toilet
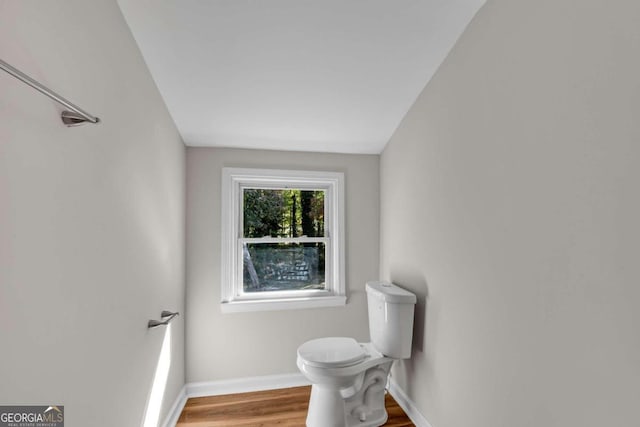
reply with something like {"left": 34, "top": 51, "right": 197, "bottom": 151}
{"left": 297, "top": 281, "right": 417, "bottom": 427}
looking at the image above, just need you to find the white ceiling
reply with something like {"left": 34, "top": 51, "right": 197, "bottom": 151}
{"left": 118, "top": 0, "right": 484, "bottom": 154}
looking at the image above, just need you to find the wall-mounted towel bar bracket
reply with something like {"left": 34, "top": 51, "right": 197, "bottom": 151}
{"left": 148, "top": 311, "right": 179, "bottom": 329}
{"left": 0, "top": 58, "right": 100, "bottom": 126}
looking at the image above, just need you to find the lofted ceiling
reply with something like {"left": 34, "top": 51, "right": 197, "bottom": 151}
{"left": 118, "top": 0, "right": 485, "bottom": 154}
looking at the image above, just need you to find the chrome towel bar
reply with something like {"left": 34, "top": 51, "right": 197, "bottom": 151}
{"left": 0, "top": 58, "right": 100, "bottom": 126}
{"left": 148, "top": 311, "right": 179, "bottom": 328}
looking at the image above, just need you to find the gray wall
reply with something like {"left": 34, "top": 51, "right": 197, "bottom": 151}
{"left": 381, "top": 1, "right": 640, "bottom": 426}
{"left": 186, "top": 147, "right": 379, "bottom": 381}
{"left": 0, "top": 1, "right": 185, "bottom": 425}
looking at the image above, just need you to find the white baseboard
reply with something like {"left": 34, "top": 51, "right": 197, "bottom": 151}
{"left": 162, "top": 373, "right": 311, "bottom": 426}
{"left": 161, "top": 385, "right": 187, "bottom": 427}
{"left": 186, "top": 372, "right": 311, "bottom": 397}
{"left": 388, "top": 380, "right": 433, "bottom": 427}
{"left": 162, "top": 373, "right": 432, "bottom": 427}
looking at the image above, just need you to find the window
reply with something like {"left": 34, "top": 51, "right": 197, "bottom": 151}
{"left": 221, "top": 168, "right": 345, "bottom": 312}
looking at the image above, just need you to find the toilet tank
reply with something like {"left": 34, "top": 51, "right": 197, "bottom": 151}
{"left": 366, "top": 281, "right": 417, "bottom": 359}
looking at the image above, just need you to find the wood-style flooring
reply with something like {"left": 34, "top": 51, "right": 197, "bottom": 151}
{"left": 176, "top": 385, "right": 414, "bottom": 426}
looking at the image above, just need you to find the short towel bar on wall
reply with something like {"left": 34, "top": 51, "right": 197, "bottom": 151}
{"left": 0, "top": 58, "right": 100, "bottom": 126}
{"left": 148, "top": 311, "right": 180, "bottom": 329}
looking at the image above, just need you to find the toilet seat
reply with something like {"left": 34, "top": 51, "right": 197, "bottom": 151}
{"left": 297, "top": 337, "right": 366, "bottom": 368}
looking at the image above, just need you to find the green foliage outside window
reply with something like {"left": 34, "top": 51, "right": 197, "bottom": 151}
{"left": 243, "top": 189, "right": 324, "bottom": 238}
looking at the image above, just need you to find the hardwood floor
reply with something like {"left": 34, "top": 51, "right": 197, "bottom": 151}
{"left": 176, "top": 386, "right": 414, "bottom": 426}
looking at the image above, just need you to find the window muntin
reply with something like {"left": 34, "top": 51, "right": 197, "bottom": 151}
{"left": 221, "top": 168, "right": 345, "bottom": 312}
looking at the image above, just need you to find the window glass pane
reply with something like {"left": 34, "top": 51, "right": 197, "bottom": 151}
{"left": 243, "top": 189, "right": 325, "bottom": 238}
{"left": 243, "top": 242, "right": 326, "bottom": 292}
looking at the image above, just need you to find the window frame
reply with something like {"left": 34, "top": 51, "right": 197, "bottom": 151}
{"left": 221, "top": 168, "right": 346, "bottom": 313}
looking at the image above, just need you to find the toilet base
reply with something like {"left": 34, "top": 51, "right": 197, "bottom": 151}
{"left": 305, "top": 362, "right": 393, "bottom": 427}
{"left": 306, "top": 385, "right": 348, "bottom": 427}
{"left": 306, "top": 385, "right": 388, "bottom": 427}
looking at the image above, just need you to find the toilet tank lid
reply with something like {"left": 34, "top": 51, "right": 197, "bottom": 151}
{"left": 366, "top": 281, "right": 417, "bottom": 304}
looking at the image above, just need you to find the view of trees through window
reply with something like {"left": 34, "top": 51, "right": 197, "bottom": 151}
{"left": 242, "top": 189, "right": 326, "bottom": 293}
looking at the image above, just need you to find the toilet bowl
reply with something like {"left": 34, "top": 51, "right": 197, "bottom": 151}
{"left": 297, "top": 338, "right": 393, "bottom": 427}
{"left": 297, "top": 282, "right": 417, "bottom": 427}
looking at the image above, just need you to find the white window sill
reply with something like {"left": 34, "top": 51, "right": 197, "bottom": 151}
{"left": 221, "top": 295, "right": 347, "bottom": 313}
